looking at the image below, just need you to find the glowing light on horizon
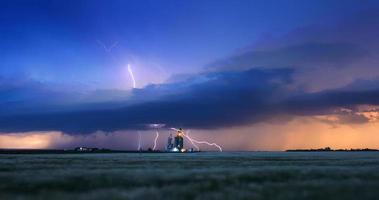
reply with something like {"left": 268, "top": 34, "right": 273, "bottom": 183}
{"left": 0, "top": 132, "right": 62, "bottom": 149}
{"left": 127, "top": 64, "right": 137, "bottom": 88}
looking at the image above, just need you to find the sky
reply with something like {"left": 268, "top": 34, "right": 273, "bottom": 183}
{"left": 1, "top": 0, "right": 379, "bottom": 150}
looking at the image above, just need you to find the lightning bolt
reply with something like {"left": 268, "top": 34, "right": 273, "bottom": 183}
{"left": 153, "top": 131, "right": 159, "bottom": 150}
{"left": 127, "top": 64, "right": 137, "bottom": 89}
{"left": 137, "top": 131, "right": 142, "bottom": 150}
{"left": 170, "top": 128, "right": 222, "bottom": 152}
{"left": 96, "top": 40, "right": 137, "bottom": 90}
{"left": 184, "top": 130, "right": 199, "bottom": 151}
{"left": 149, "top": 124, "right": 165, "bottom": 150}
{"left": 96, "top": 40, "right": 119, "bottom": 52}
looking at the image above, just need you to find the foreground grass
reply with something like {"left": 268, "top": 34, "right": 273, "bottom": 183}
{"left": 0, "top": 152, "right": 379, "bottom": 200}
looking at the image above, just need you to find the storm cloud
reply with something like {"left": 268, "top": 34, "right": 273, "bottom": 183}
{"left": 1, "top": 67, "right": 379, "bottom": 134}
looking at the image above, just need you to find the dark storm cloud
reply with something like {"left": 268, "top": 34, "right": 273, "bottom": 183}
{"left": 280, "top": 80, "right": 379, "bottom": 125}
{"left": 0, "top": 76, "right": 81, "bottom": 116}
{"left": 0, "top": 68, "right": 294, "bottom": 133}
{"left": 283, "top": 89, "right": 379, "bottom": 116}
{"left": 1, "top": 67, "right": 379, "bottom": 134}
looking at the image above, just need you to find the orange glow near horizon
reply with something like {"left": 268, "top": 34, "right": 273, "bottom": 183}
{"left": 0, "top": 132, "right": 62, "bottom": 149}
{"left": 0, "top": 116, "right": 379, "bottom": 150}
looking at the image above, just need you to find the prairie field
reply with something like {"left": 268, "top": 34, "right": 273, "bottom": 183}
{"left": 0, "top": 152, "right": 379, "bottom": 200}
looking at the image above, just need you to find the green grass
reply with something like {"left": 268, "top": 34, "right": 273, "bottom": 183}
{"left": 1, "top": 152, "right": 379, "bottom": 200}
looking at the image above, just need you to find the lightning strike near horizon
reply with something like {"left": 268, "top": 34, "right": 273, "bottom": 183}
{"left": 170, "top": 128, "right": 222, "bottom": 152}
{"left": 137, "top": 131, "right": 142, "bottom": 150}
{"left": 184, "top": 130, "right": 200, "bottom": 151}
{"left": 149, "top": 124, "right": 165, "bottom": 150}
{"left": 153, "top": 131, "right": 159, "bottom": 150}
{"left": 127, "top": 64, "right": 137, "bottom": 89}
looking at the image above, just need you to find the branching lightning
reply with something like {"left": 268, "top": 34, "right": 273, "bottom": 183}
{"left": 96, "top": 40, "right": 119, "bottom": 52}
{"left": 170, "top": 128, "right": 180, "bottom": 132}
{"left": 184, "top": 130, "right": 200, "bottom": 151}
{"left": 186, "top": 136, "right": 223, "bottom": 152}
{"left": 170, "top": 128, "right": 222, "bottom": 152}
{"left": 127, "top": 64, "right": 137, "bottom": 89}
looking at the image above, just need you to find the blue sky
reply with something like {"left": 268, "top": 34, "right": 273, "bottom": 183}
{"left": 2, "top": 0, "right": 377, "bottom": 87}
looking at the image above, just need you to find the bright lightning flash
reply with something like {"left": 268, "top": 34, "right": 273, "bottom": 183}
{"left": 184, "top": 130, "right": 199, "bottom": 151}
{"left": 170, "top": 128, "right": 222, "bottom": 152}
{"left": 127, "top": 64, "right": 136, "bottom": 89}
{"left": 149, "top": 124, "right": 165, "bottom": 151}
{"left": 153, "top": 131, "right": 159, "bottom": 150}
{"left": 137, "top": 131, "right": 142, "bottom": 150}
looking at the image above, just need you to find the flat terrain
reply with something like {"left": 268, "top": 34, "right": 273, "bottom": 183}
{"left": 1, "top": 152, "right": 379, "bottom": 200}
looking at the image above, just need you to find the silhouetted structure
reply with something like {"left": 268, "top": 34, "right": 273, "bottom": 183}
{"left": 74, "top": 147, "right": 99, "bottom": 152}
{"left": 167, "top": 128, "right": 185, "bottom": 152}
{"left": 166, "top": 134, "right": 174, "bottom": 151}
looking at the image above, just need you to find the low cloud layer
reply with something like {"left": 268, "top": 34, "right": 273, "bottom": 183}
{"left": 1, "top": 67, "right": 379, "bottom": 134}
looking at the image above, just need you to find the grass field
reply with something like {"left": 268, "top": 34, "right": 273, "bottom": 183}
{"left": 1, "top": 152, "right": 379, "bottom": 200}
